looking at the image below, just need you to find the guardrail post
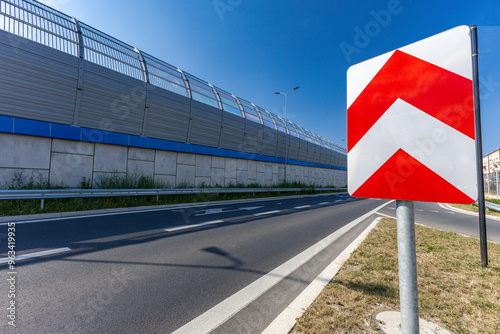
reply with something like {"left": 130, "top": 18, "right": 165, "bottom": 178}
{"left": 40, "top": 199, "right": 45, "bottom": 210}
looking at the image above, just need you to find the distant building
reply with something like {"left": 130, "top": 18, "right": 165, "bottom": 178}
{"left": 483, "top": 149, "right": 500, "bottom": 174}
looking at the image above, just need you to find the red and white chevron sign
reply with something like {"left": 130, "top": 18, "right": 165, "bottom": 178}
{"left": 347, "top": 26, "right": 477, "bottom": 204}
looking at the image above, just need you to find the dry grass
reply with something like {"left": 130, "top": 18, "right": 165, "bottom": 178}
{"left": 291, "top": 219, "right": 500, "bottom": 334}
{"left": 451, "top": 203, "right": 500, "bottom": 218}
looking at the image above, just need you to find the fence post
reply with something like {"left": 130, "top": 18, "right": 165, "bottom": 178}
{"left": 496, "top": 171, "right": 499, "bottom": 198}
{"left": 71, "top": 17, "right": 85, "bottom": 126}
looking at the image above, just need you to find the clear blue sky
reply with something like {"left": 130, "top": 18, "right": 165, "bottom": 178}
{"left": 39, "top": 0, "right": 500, "bottom": 154}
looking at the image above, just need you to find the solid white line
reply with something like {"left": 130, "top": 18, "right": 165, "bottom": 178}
{"left": 171, "top": 200, "right": 393, "bottom": 334}
{"left": 294, "top": 205, "right": 311, "bottom": 209}
{"left": 318, "top": 202, "right": 330, "bottom": 205}
{"left": 0, "top": 247, "right": 71, "bottom": 263}
{"left": 253, "top": 210, "right": 281, "bottom": 216}
{"left": 165, "top": 220, "right": 224, "bottom": 232}
{"left": 376, "top": 212, "right": 396, "bottom": 219}
{"left": 262, "top": 217, "right": 383, "bottom": 334}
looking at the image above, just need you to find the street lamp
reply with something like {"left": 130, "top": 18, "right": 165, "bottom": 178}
{"left": 275, "top": 86, "right": 300, "bottom": 184}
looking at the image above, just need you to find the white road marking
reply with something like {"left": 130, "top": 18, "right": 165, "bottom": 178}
{"left": 318, "top": 202, "right": 330, "bottom": 205}
{"left": 239, "top": 206, "right": 264, "bottom": 211}
{"left": 253, "top": 210, "right": 281, "bottom": 216}
{"left": 430, "top": 210, "right": 439, "bottom": 213}
{"left": 0, "top": 193, "right": 333, "bottom": 225}
{"left": 194, "top": 206, "right": 264, "bottom": 216}
{"left": 171, "top": 200, "right": 393, "bottom": 334}
{"left": 195, "top": 208, "right": 226, "bottom": 216}
{"left": 387, "top": 207, "right": 396, "bottom": 210}
{"left": 0, "top": 247, "right": 71, "bottom": 263}
{"left": 294, "top": 205, "right": 311, "bottom": 209}
{"left": 416, "top": 209, "right": 424, "bottom": 212}
{"left": 165, "top": 220, "right": 224, "bottom": 232}
{"left": 263, "top": 217, "right": 383, "bottom": 334}
{"left": 334, "top": 200, "right": 343, "bottom": 202}
{"left": 376, "top": 212, "right": 396, "bottom": 219}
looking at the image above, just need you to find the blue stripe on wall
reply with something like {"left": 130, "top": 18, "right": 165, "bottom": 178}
{"left": 1, "top": 115, "right": 347, "bottom": 171}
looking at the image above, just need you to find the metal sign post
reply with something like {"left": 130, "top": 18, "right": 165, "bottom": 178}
{"left": 396, "top": 200, "right": 419, "bottom": 333}
{"left": 471, "top": 25, "right": 488, "bottom": 267}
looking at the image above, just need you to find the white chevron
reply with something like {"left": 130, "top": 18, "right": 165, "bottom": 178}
{"left": 347, "top": 25, "right": 472, "bottom": 109}
{"left": 348, "top": 98, "right": 476, "bottom": 199}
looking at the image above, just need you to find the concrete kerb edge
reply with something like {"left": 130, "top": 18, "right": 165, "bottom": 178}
{"left": 262, "top": 215, "right": 386, "bottom": 334}
{"left": 439, "top": 202, "right": 500, "bottom": 221}
{"left": 0, "top": 191, "right": 348, "bottom": 223}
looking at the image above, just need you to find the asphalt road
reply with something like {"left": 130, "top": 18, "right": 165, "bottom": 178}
{"left": 0, "top": 193, "right": 389, "bottom": 334}
{"left": 0, "top": 194, "right": 497, "bottom": 334}
{"left": 377, "top": 201, "right": 500, "bottom": 243}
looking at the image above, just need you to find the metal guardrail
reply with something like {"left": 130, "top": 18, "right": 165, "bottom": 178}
{"left": 485, "top": 201, "right": 500, "bottom": 212}
{"left": 0, "top": 187, "right": 346, "bottom": 209}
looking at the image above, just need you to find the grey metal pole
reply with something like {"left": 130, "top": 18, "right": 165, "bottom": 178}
{"left": 396, "top": 200, "right": 419, "bottom": 333}
{"left": 275, "top": 86, "right": 299, "bottom": 185}
{"left": 471, "top": 25, "right": 488, "bottom": 267}
{"left": 284, "top": 93, "right": 288, "bottom": 184}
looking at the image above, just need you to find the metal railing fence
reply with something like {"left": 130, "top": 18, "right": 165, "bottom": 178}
{"left": 0, "top": 0, "right": 347, "bottom": 154}
{"left": 484, "top": 171, "right": 499, "bottom": 198}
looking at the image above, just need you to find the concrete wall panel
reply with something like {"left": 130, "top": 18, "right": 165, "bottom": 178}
{"left": 94, "top": 144, "right": 127, "bottom": 173}
{"left": 50, "top": 153, "right": 93, "bottom": 187}
{"left": 155, "top": 151, "right": 177, "bottom": 175}
{"left": 0, "top": 134, "right": 51, "bottom": 169}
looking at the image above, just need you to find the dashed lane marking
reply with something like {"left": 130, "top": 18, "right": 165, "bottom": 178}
{"left": 253, "top": 210, "right": 281, "bottom": 216}
{"left": 0, "top": 247, "right": 72, "bottom": 263}
{"left": 165, "top": 220, "right": 224, "bottom": 232}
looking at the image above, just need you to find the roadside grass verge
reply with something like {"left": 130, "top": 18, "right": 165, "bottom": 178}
{"left": 0, "top": 171, "right": 343, "bottom": 216}
{"left": 0, "top": 188, "right": 342, "bottom": 217}
{"left": 291, "top": 218, "right": 500, "bottom": 334}
{"left": 451, "top": 202, "right": 500, "bottom": 218}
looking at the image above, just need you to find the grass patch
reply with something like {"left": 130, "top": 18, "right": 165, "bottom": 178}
{"left": 291, "top": 218, "right": 500, "bottom": 334}
{"left": 0, "top": 188, "right": 342, "bottom": 217}
{"left": 451, "top": 202, "right": 500, "bottom": 217}
{"left": 5, "top": 171, "right": 67, "bottom": 190}
{"left": 95, "top": 170, "right": 168, "bottom": 189}
{"left": 0, "top": 171, "right": 343, "bottom": 216}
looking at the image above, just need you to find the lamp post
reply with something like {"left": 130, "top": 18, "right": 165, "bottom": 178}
{"left": 275, "top": 86, "right": 300, "bottom": 184}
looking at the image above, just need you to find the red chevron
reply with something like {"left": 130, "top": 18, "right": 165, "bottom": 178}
{"left": 348, "top": 50, "right": 474, "bottom": 152}
{"left": 352, "top": 149, "right": 475, "bottom": 203}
